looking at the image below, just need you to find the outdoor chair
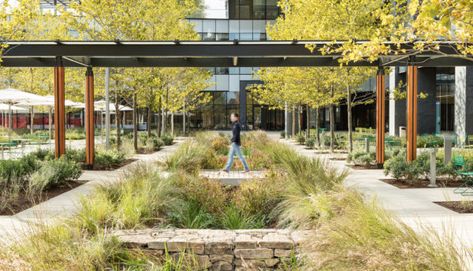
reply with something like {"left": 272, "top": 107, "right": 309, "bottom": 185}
{"left": 452, "top": 155, "right": 473, "bottom": 196}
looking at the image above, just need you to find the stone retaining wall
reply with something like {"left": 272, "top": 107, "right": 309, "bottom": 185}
{"left": 113, "top": 229, "right": 310, "bottom": 271}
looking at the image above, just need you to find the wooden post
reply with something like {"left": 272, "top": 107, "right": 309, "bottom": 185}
{"left": 407, "top": 66, "right": 418, "bottom": 161}
{"left": 375, "top": 68, "right": 386, "bottom": 166}
{"left": 85, "top": 67, "right": 95, "bottom": 167}
{"left": 54, "top": 57, "right": 66, "bottom": 158}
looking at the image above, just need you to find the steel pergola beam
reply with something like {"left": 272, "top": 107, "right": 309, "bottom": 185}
{"left": 1, "top": 40, "right": 471, "bottom": 68}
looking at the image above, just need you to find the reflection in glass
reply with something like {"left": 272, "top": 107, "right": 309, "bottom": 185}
{"left": 227, "top": 91, "right": 239, "bottom": 104}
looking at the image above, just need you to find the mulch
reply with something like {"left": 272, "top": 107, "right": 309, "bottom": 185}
{"left": 434, "top": 201, "right": 473, "bottom": 213}
{"left": 84, "top": 158, "right": 137, "bottom": 171}
{"left": 381, "top": 178, "right": 465, "bottom": 189}
{"left": 0, "top": 181, "right": 85, "bottom": 216}
{"left": 346, "top": 164, "right": 382, "bottom": 170}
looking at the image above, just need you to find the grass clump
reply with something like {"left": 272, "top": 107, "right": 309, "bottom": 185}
{"left": 166, "top": 141, "right": 220, "bottom": 173}
{"left": 302, "top": 189, "right": 467, "bottom": 271}
{"left": 76, "top": 164, "right": 176, "bottom": 232}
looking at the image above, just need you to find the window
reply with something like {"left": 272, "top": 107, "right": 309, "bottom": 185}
{"left": 227, "top": 91, "right": 239, "bottom": 104}
{"left": 202, "top": 32, "right": 216, "bottom": 41}
{"left": 266, "top": 0, "right": 279, "bottom": 19}
{"left": 253, "top": 0, "right": 265, "bottom": 19}
{"left": 216, "top": 33, "right": 229, "bottom": 41}
{"left": 239, "top": 0, "right": 252, "bottom": 19}
{"left": 215, "top": 67, "right": 229, "bottom": 75}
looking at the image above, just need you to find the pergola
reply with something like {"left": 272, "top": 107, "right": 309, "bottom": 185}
{"left": 1, "top": 40, "right": 471, "bottom": 166}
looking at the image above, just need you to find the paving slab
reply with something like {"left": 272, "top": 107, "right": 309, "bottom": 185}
{"left": 200, "top": 170, "right": 266, "bottom": 185}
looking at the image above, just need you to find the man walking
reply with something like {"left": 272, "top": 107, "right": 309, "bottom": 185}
{"left": 223, "top": 113, "right": 250, "bottom": 173}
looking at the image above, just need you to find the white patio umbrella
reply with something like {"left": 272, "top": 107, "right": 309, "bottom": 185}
{"left": 17, "top": 95, "right": 85, "bottom": 140}
{"left": 0, "top": 88, "right": 50, "bottom": 139}
{"left": 92, "top": 101, "right": 133, "bottom": 112}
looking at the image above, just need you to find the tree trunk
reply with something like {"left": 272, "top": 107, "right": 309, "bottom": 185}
{"left": 315, "top": 107, "right": 320, "bottom": 147}
{"left": 347, "top": 85, "right": 353, "bottom": 153}
{"left": 298, "top": 105, "right": 302, "bottom": 135}
{"left": 30, "top": 106, "right": 34, "bottom": 134}
{"left": 284, "top": 102, "right": 289, "bottom": 139}
{"left": 161, "top": 108, "right": 166, "bottom": 135}
{"left": 147, "top": 106, "right": 152, "bottom": 137}
{"left": 291, "top": 106, "right": 296, "bottom": 138}
{"left": 132, "top": 93, "right": 138, "bottom": 152}
{"left": 171, "top": 112, "right": 174, "bottom": 136}
{"left": 48, "top": 107, "right": 52, "bottom": 140}
{"left": 306, "top": 105, "right": 310, "bottom": 138}
{"left": 183, "top": 102, "right": 186, "bottom": 135}
{"left": 156, "top": 96, "right": 162, "bottom": 137}
{"left": 330, "top": 85, "right": 335, "bottom": 153}
{"left": 115, "top": 93, "right": 121, "bottom": 149}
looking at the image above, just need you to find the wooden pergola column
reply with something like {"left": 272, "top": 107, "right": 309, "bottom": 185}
{"left": 85, "top": 67, "right": 95, "bottom": 167}
{"left": 375, "top": 68, "right": 386, "bottom": 166}
{"left": 406, "top": 65, "right": 418, "bottom": 161}
{"left": 54, "top": 56, "right": 66, "bottom": 158}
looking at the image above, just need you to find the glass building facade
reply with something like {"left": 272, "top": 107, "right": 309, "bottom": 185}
{"left": 187, "top": 0, "right": 283, "bottom": 130}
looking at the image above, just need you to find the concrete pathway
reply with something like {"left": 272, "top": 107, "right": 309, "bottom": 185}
{"left": 283, "top": 139, "right": 473, "bottom": 252}
{"left": 0, "top": 138, "right": 184, "bottom": 243}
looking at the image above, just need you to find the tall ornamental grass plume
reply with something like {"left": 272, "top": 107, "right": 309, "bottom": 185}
{"left": 1, "top": 222, "right": 122, "bottom": 271}
{"left": 165, "top": 140, "right": 219, "bottom": 173}
{"left": 302, "top": 189, "right": 470, "bottom": 271}
{"left": 76, "top": 163, "right": 177, "bottom": 233}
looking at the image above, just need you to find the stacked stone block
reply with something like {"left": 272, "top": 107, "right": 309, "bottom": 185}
{"left": 113, "top": 229, "right": 310, "bottom": 271}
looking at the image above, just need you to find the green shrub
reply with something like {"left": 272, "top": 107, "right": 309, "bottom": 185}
{"left": 65, "top": 128, "right": 86, "bottom": 140}
{"left": 296, "top": 133, "right": 305, "bottom": 145}
{"left": 384, "top": 153, "right": 417, "bottom": 181}
{"left": 94, "top": 149, "right": 127, "bottom": 170}
{"left": 347, "top": 150, "right": 376, "bottom": 166}
{"left": 305, "top": 137, "right": 316, "bottom": 149}
{"left": 161, "top": 134, "right": 174, "bottom": 145}
{"left": 417, "top": 134, "right": 444, "bottom": 148}
{"left": 64, "top": 148, "right": 86, "bottom": 163}
{"left": 0, "top": 155, "right": 40, "bottom": 185}
{"left": 29, "top": 148, "right": 54, "bottom": 161}
{"left": 384, "top": 151, "right": 454, "bottom": 182}
{"left": 139, "top": 134, "right": 164, "bottom": 152}
{"left": 29, "top": 158, "right": 81, "bottom": 192}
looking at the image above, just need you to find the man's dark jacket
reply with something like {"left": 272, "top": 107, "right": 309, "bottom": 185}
{"left": 231, "top": 122, "right": 241, "bottom": 145}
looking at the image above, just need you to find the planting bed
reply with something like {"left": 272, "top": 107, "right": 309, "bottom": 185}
{"left": 435, "top": 201, "right": 473, "bottom": 213}
{"left": 381, "top": 178, "right": 464, "bottom": 189}
{"left": 0, "top": 180, "right": 84, "bottom": 215}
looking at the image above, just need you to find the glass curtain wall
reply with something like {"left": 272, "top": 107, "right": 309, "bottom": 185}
{"left": 436, "top": 67, "right": 455, "bottom": 131}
